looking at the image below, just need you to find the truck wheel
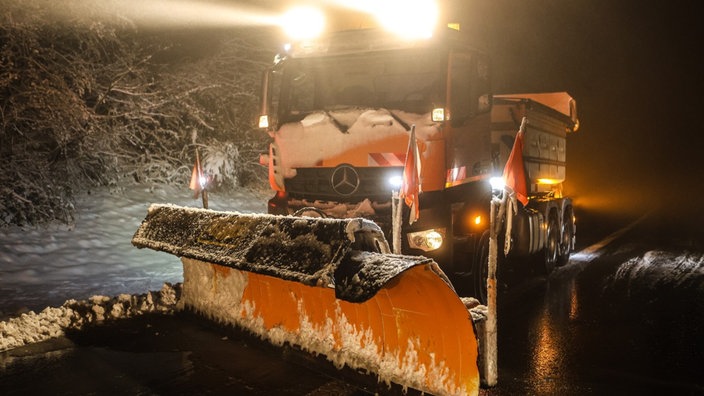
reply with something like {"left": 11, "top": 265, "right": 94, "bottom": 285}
{"left": 557, "top": 207, "right": 574, "bottom": 267}
{"left": 472, "top": 230, "right": 490, "bottom": 304}
{"left": 543, "top": 214, "right": 560, "bottom": 274}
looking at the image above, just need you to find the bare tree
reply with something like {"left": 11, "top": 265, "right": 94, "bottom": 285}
{"left": 0, "top": 0, "right": 274, "bottom": 226}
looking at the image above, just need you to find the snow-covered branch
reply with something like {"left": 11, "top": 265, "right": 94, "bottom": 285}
{"left": 0, "top": 0, "right": 275, "bottom": 226}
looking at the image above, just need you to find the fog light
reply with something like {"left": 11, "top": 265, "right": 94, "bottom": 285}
{"left": 389, "top": 175, "right": 403, "bottom": 189}
{"left": 489, "top": 176, "right": 505, "bottom": 191}
{"left": 431, "top": 107, "right": 445, "bottom": 122}
{"left": 425, "top": 230, "right": 443, "bottom": 250}
{"left": 407, "top": 228, "right": 445, "bottom": 252}
{"left": 258, "top": 115, "right": 269, "bottom": 129}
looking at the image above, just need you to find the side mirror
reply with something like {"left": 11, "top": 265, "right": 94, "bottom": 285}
{"left": 259, "top": 66, "right": 283, "bottom": 131}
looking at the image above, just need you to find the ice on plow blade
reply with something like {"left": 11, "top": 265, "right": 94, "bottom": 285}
{"left": 132, "top": 204, "right": 480, "bottom": 395}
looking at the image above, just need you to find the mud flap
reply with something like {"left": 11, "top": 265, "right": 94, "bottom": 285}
{"left": 133, "top": 204, "right": 480, "bottom": 396}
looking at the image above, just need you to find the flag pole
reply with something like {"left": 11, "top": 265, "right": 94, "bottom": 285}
{"left": 392, "top": 190, "right": 402, "bottom": 254}
{"left": 480, "top": 117, "right": 527, "bottom": 386}
{"left": 483, "top": 190, "right": 504, "bottom": 386}
{"left": 201, "top": 186, "right": 209, "bottom": 209}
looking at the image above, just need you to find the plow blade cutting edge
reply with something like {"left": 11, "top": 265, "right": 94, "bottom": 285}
{"left": 132, "top": 204, "right": 480, "bottom": 396}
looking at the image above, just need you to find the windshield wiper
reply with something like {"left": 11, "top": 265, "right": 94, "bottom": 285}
{"left": 386, "top": 109, "right": 411, "bottom": 131}
{"left": 324, "top": 110, "right": 350, "bottom": 133}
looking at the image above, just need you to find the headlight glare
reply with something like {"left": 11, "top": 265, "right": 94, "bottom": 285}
{"left": 407, "top": 228, "right": 445, "bottom": 252}
{"left": 489, "top": 176, "right": 505, "bottom": 191}
{"left": 389, "top": 175, "right": 403, "bottom": 189}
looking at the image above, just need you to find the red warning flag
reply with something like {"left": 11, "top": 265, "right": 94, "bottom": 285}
{"left": 400, "top": 125, "right": 422, "bottom": 225}
{"left": 189, "top": 149, "right": 204, "bottom": 199}
{"left": 503, "top": 118, "right": 529, "bottom": 206}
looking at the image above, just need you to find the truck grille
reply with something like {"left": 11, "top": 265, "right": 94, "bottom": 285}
{"left": 285, "top": 165, "right": 402, "bottom": 203}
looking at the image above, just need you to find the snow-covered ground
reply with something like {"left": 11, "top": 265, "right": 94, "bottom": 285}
{"left": 601, "top": 249, "right": 704, "bottom": 317}
{"left": 0, "top": 184, "right": 268, "bottom": 319}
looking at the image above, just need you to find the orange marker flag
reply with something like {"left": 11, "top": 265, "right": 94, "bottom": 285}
{"left": 503, "top": 118, "right": 529, "bottom": 206}
{"left": 189, "top": 149, "right": 204, "bottom": 199}
{"left": 400, "top": 125, "right": 422, "bottom": 225}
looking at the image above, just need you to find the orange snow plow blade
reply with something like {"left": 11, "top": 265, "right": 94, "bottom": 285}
{"left": 132, "top": 204, "right": 480, "bottom": 396}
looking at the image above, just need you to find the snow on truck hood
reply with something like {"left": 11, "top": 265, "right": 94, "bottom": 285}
{"left": 276, "top": 108, "right": 440, "bottom": 169}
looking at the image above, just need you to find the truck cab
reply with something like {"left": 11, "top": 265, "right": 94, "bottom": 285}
{"left": 258, "top": 26, "right": 578, "bottom": 299}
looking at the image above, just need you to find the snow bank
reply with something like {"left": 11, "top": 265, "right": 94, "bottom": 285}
{"left": 0, "top": 282, "right": 180, "bottom": 352}
{"left": 602, "top": 250, "right": 704, "bottom": 318}
{"left": 605, "top": 250, "right": 704, "bottom": 292}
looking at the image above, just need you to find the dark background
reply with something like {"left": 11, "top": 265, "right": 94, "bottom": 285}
{"left": 463, "top": 0, "right": 702, "bottom": 218}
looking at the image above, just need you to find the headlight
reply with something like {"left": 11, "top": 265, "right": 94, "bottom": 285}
{"left": 489, "top": 176, "right": 505, "bottom": 191}
{"left": 431, "top": 107, "right": 445, "bottom": 122}
{"left": 280, "top": 7, "right": 325, "bottom": 40}
{"left": 373, "top": 0, "right": 438, "bottom": 39}
{"left": 258, "top": 115, "right": 269, "bottom": 129}
{"left": 388, "top": 175, "right": 403, "bottom": 189}
{"left": 407, "top": 228, "right": 445, "bottom": 252}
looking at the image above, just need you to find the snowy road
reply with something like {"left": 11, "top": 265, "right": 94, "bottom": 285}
{"left": 0, "top": 185, "right": 267, "bottom": 318}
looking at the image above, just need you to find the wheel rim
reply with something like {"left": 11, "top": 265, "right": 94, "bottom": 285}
{"left": 560, "top": 215, "right": 573, "bottom": 255}
{"left": 557, "top": 208, "right": 574, "bottom": 266}
{"left": 545, "top": 217, "right": 559, "bottom": 273}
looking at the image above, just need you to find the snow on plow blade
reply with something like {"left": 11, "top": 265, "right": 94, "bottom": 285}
{"left": 132, "top": 204, "right": 480, "bottom": 396}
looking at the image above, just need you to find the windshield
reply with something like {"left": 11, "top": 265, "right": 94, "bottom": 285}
{"left": 280, "top": 48, "right": 444, "bottom": 122}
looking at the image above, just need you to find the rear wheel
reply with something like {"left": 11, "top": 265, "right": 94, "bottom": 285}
{"left": 557, "top": 207, "right": 574, "bottom": 267}
{"left": 543, "top": 214, "right": 560, "bottom": 274}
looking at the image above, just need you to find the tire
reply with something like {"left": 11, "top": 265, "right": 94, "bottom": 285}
{"left": 543, "top": 213, "right": 560, "bottom": 274}
{"left": 557, "top": 207, "right": 574, "bottom": 267}
{"left": 472, "top": 230, "right": 490, "bottom": 304}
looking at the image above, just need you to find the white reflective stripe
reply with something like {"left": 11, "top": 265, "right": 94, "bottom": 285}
{"left": 368, "top": 153, "right": 406, "bottom": 166}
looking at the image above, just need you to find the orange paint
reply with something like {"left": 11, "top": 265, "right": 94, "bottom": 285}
{"left": 212, "top": 264, "right": 231, "bottom": 278}
{"left": 238, "top": 264, "right": 480, "bottom": 395}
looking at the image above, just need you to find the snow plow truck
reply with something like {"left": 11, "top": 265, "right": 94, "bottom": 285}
{"left": 132, "top": 3, "right": 579, "bottom": 396}
{"left": 258, "top": 13, "right": 579, "bottom": 301}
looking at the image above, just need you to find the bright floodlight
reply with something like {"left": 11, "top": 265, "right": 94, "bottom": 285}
{"left": 280, "top": 6, "right": 325, "bottom": 40}
{"left": 374, "top": 0, "right": 438, "bottom": 39}
{"left": 489, "top": 176, "right": 505, "bottom": 191}
{"left": 389, "top": 175, "right": 403, "bottom": 189}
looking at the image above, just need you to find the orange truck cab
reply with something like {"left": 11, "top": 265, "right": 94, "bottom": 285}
{"left": 258, "top": 26, "right": 578, "bottom": 300}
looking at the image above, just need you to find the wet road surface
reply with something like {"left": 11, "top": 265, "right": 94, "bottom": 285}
{"left": 488, "top": 206, "right": 704, "bottom": 395}
{"left": 0, "top": 312, "right": 375, "bottom": 396}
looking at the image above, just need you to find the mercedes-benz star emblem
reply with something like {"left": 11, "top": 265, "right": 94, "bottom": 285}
{"left": 330, "top": 164, "right": 360, "bottom": 196}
